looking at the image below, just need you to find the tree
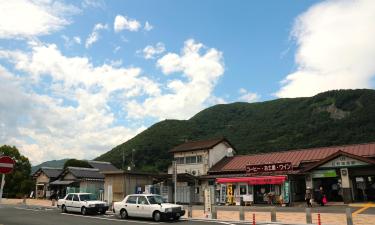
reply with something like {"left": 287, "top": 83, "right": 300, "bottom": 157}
{"left": 63, "top": 159, "right": 91, "bottom": 169}
{"left": 0, "top": 145, "right": 34, "bottom": 198}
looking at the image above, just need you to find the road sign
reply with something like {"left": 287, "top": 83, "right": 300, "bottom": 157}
{"left": 0, "top": 156, "right": 15, "bottom": 174}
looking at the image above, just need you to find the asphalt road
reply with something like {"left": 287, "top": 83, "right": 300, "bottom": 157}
{"left": 0, "top": 205, "right": 252, "bottom": 225}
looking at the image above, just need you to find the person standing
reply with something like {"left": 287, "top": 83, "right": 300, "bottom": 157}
{"left": 319, "top": 186, "right": 325, "bottom": 206}
{"left": 305, "top": 188, "right": 312, "bottom": 207}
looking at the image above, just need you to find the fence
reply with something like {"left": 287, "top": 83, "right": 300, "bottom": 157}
{"left": 184, "top": 206, "right": 371, "bottom": 225}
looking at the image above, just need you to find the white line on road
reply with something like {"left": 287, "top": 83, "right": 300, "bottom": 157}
{"left": 61, "top": 213, "right": 160, "bottom": 224}
{"left": 15, "top": 207, "right": 41, "bottom": 212}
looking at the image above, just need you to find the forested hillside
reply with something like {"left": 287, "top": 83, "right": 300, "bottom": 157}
{"left": 96, "top": 89, "right": 375, "bottom": 172}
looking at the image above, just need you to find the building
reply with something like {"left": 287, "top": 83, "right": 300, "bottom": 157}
{"left": 49, "top": 167, "right": 105, "bottom": 198}
{"left": 32, "top": 167, "right": 63, "bottom": 199}
{"left": 102, "top": 170, "right": 162, "bottom": 204}
{"left": 168, "top": 137, "right": 236, "bottom": 204}
{"left": 204, "top": 142, "right": 375, "bottom": 204}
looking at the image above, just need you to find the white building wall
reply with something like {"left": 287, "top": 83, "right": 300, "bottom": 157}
{"left": 208, "top": 142, "right": 231, "bottom": 168}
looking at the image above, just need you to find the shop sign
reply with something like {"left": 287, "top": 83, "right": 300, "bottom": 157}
{"left": 283, "top": 181, "right": 290, "bottom": 203}
{"left": 312, "top": 169, "right": 337, "bottom": 178}
{"left": 319, "top": 156, "right": 369, "bottom": 168}
{"left": 246, "top": 162, "right": 292, "bottom": 173}
{"left": 204, "top": 188, "right": 212, "bottom": 218}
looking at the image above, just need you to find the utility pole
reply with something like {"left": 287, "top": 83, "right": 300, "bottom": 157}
{"left": 173, "top": 160, "right": 177, "bottom": 204}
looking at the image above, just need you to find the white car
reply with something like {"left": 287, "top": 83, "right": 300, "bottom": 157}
{"left": 57, "top": 193, "right": 109, "bottom": 215}
{"left": 113, "top": 194, "right": 185, "bottom": 221}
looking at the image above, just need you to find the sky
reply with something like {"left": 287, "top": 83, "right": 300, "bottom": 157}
{"left": 1, "top": 0, "right": 375, "bottom": 165}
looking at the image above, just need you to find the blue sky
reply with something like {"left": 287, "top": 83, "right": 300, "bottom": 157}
{"left": 1, "top": 0, "right": 375, "bottom": 165}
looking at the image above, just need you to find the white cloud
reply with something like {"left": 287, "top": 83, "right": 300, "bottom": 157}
{"left": 127, "top": 39, "right": 224, "bottom": 120}
{"left": 61, "top": 35, "right": 81, "bottom": 48}
{"left": 0, "top": 42, "right": 159, "bottom": 164}
{"left": 276, "top": 0, "right": 375, "bottom": 97}
{"left": 73, "top": 36, "right": 81, "bottom": 44}
{"left": 114, "top": 15, "right": 141, "bottom": 32}
{"left": 0, "top": 0, "right": 79, "bottom": 39}
{"left": 144, "top": 21, "right": 153, "bottom": 31}
{"left": 85, "top": 23, "right": 108, "bottom": 48}
{"left": 238, "top": 88, "right": 260, "bottom": 102}
{"left": 140, "top": 42, "right": 165, "bottom": 59}
{"left": 81, "top": 0, "right": 105, "bottom": 9}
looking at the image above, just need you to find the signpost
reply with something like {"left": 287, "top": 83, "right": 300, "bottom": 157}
{"left": 0, "top": 156, "right": 16, "bottom": 203}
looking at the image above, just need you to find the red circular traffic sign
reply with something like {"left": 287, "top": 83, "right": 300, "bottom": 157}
{"left": 0, "top": 156, "right": 15, "bottom": 174}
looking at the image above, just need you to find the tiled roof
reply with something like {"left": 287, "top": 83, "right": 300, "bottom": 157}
{"left": 66, "top": 167, "right": 105, "bottom": 179}
{"left": 32, "top": 167, "right": 63, "bottom": 179}
{"left": 209, "top": 142, "right": 375, "bottom": 173}
{"left": 170, "top": 137, "right": 233, "bottom": 153}
{"left": 88, "top": 161, "right": 120, "bottom": 172}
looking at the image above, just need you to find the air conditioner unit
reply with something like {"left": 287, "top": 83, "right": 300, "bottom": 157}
{"left": 226, "top": 148, "right": 234, "bottom": 157}
{"left": 191, "top": 170, "right": 197, "bottom": 176}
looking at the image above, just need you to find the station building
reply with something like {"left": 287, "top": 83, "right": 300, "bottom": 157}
{"left": 169, "top": 139, "right": 375, "bottom": 205}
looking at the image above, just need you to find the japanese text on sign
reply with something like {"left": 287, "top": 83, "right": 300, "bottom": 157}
{"left": 246, "top": 162, "right": 292, "bottom": 173}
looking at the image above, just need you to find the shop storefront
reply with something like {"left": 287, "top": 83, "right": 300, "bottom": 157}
{"left": 215, "top": 176, "right": 289, "bottom": 205}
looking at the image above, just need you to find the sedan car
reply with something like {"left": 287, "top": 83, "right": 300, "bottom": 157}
{"left": 113, "top": 194, "right": 185, "bottom": 221}
{"left": 57, "top": 193, "right": 109, "bottom": 215}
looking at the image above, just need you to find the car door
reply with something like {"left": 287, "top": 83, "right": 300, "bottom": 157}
{"left": 137, "top": 196, "right": 152, "bottom": 218}
{"left": 72, "top": 194, "right": 81, "bottom": 212}
{"left": 124, "top": 196, "right": 138, "bottom": 217}
{"left": 65, "top": 194, "right": 74, "bottom": 211}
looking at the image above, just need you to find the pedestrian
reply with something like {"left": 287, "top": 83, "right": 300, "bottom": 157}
{"left": 319, "top": 186, "right": 325, "bottom": 206}
{"left": 305, "top": 188, "right": 312, "bottom": 207}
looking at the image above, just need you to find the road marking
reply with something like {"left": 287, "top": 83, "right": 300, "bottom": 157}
{"left": 185, "top": 218, "right": 235, "bottom": 225}
{"left": 61, "top": 213, "right": 160, "bottom": 224}
{"left": 352, "top": 203, "right": 375, "bottom": 216}
{"left": 15, "top": 207, "right": 42, "bottom": 212}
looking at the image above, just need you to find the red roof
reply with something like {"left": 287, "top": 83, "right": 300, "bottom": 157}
{"left": 169, "top": 137, "right": 233, "bottom": 153}
{"left": 209, "top": 142, "right": 375, "bottom": 173}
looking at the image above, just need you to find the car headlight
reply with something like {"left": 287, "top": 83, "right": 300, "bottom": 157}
{"left": 88, "top": 204, "right": 95, "bottom": 207}
{"left": 165, "top": 208, "right": 172, "bottom": 213}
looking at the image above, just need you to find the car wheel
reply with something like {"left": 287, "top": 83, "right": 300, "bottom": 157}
{"left": 120, "top": 209, "right": 128, "bottom": 219}
{"left": 61, "top": 205, "right": 68, "bottom": 213}
{"left": 99, "top": 209, "right": 106, "bottom": 214}
{"left": 81, "top": 207, "right": 87, "bottom": 216}
{"left": 174, "top": 216, "right": 181, "bottom": 220}
{"left": 153, "top": 211, "right": 161, "bottom": 222}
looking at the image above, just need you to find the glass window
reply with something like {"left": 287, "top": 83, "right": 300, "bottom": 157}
{"left": 175, "top": 157, "right": 184, "bottom": 164}
{"left": 73, "top": 195, "right": 79, "bottom": 201}
{"left": 66, "top": 194, "right": 73, "bottom": 200}
{"left": 126, "top": 196, "right": 137, "bottom": 204}
{"left": 79, "top": 194, "right": 97, "bottom": 201}
{"left": 247, "top": 185, "right": 253, "bottom": 195}
{"left": 138, "top": 196, "right": 148, "bottom": 205}
{"left": 186, "top": 156, "right": 197, "bottom": 164}
{"left": 197, "top": 155, "right": 202, "bottom": 163}
{"left": 240, "top": 185, "right": 247, "bottom": 195}
{"left": 147, "top": 195, "right": 166, "bottom": 204}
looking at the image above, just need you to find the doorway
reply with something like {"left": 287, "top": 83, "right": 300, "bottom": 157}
{"left": 313, "top": 178, "right": 343, "bottom": 202}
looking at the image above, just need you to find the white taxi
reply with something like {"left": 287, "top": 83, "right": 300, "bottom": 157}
{"left": 57, "top": 193, "right": 109, "bottom": 215}
{"left": 113, "top": 194, "right": 185, "bottom": 221}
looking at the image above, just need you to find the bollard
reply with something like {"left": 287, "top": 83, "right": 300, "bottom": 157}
{"left": 188, "top": 205, "right": 192, "bottom": 218}
{"left": 211, "top": 205, "right": 217, "bottom": 219}
{"left": 317, "top": 213, "right": 321, "bottom": 225}
{"left": 346, "top": 208, "right": 353, "bottom": 225}
{"left": 252, "top": 213, "right": 256, "bottom": 225}
{"left": 306, "top": 208, "right": 312, "bottom": 224}
{"left": 239, "top": 206, "right": 244, "bottom": 221}
{"left": 271, "top": 207, "right": 276, "bottom": 222}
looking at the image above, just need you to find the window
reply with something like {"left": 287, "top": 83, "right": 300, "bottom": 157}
{"left": 197, "top": 155, "right": 203, "bottom": 163}
{"left": 126, "top": 196, "right": 137, "bottom": 204}
{"left": 186, "top": 156, "right": 197, "bottom": 164}
{"left": 73, "top": 195, "right": 79, "bottom": 201}
{"left": 137, "top": 196, "right": 148, "bottom": 205}
{"left": 66, "top": 194, "right": 73, "bottom": 200}
{"left": 79, "top": 194, "right": 97, "bottom": 201}
{"left": 240, "top": 185, "right": 247, "bottom": 195}
{"left": 175, "top": 157, "right": 184, "bottom": 164}
{"left": 147, "top": 195, "right": 166, "bottom": 204}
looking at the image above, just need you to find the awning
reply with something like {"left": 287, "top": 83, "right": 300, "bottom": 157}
{"left": 216, "top": 176, "right": 287, "bottom": 185}
{"left": 49, "top": 180, "right": 76, "bottom": 185}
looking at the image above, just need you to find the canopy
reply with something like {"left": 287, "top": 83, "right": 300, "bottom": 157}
{"left": 49, "top": 180, "right": 76, "bottom": 185}
{"left": 216, "top": 176, "right": 287, "bottom": 185}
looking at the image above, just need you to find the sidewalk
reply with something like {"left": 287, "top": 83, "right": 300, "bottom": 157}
{"left": 0, "top": 198, "right": 56, "bottom": 208}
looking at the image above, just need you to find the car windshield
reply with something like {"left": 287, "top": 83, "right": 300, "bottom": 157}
{"left": 79, "top": 194, "right": 97, "bottom": 201}
{"left": 147, "top": 195, "right": 166, "bottom": 204}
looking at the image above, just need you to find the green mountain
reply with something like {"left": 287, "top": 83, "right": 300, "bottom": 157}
{"left": 96, "top": 89, "right": 375, "bottom": 172}
{"left": 31, "top": 158, "right": 71, "bottom": 174}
